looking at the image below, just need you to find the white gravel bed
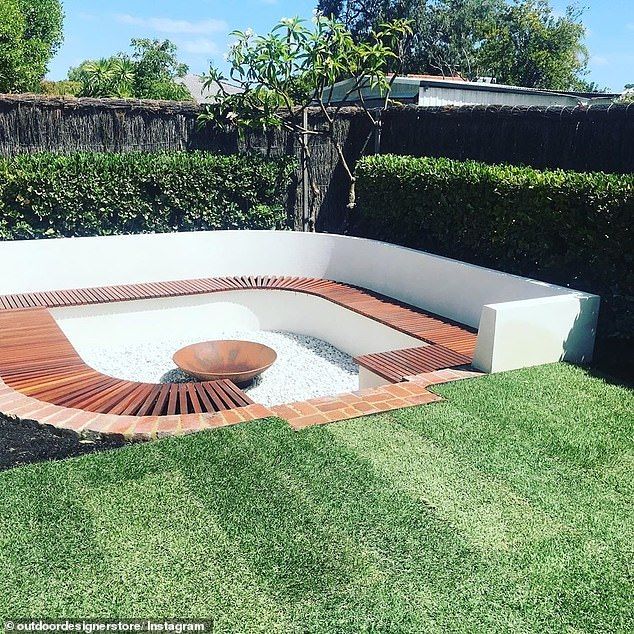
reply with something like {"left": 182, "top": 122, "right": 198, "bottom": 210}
{"left": 75, "top": 330, "right": 359, "bottom": 407}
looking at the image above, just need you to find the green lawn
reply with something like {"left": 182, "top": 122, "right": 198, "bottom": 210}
{"left": 0, "top": 364, "right": 631, "bottom": 633}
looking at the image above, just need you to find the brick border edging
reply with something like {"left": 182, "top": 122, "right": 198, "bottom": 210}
{"left": 0, "top": 377, "right": 272, "bottom": 440}
{"left": 271, "top": 367, "right": 481, "bottom": 429}
{"left": 1, "top": 368, "right": 481, "bottom": 440}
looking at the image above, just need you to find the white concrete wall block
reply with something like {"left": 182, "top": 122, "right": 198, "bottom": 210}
{"left": 359, "top": 366, "right": 391, "bottom": 389}
{"left": 473, "top": 294, "right": 600, "bottom": 373}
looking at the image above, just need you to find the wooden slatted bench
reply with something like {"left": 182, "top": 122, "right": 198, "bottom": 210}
{"left": 0, "top": 275, "right": 477, "bottom": 356}
{"left": 0, "top": 275, "right": 478, "bottom": 424}
{"left": 355, "top": 344, "right": 473, "bottom": 384}
{"left": 0, "top": 309, "right": 253, "bottom": 416}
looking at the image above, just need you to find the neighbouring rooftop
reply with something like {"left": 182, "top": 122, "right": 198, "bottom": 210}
{"left": 324, "top": 74, "right": 620, "bottom": 107}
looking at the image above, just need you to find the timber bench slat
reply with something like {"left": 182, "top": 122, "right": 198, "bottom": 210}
{"left": 135, "top": 384, "right": 164, "bottom": 417}
{"left": 355, "top": 344, "right": 473, "bottom": 383}
{"left": 193, "top": 383, "right": 215, "bottom": 412}
{"left": 150, "top": 384, "right": 172, "bottom": 417}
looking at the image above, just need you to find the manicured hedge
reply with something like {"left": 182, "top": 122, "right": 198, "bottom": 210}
{"left": 355, "top": 154, "right": 633, "bottom": 373}
{"left": 0, "top": 151, "right": 295, "bottom": 240}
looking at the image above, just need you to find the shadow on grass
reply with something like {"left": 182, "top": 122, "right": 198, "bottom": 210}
{"left": 157, "top": 420, "right": 497, "bottom": 629}
{"left": 582, "top": 364, "right": 634, "bottom": 389}
{"left": 1, "top": 403, "right": 630, "bottom": 631}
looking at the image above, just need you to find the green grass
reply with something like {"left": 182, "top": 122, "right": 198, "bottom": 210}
{"left": 0, "top": 364, "right": 631, "bottom": 633}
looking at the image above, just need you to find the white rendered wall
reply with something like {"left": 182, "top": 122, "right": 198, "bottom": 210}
{"left": 2, "top": 230, "right": 600, "bottom": 373}
{"left": 52, "top": 290, "right": 423, "bottom": 361}
{"left": 0, "top": 231, "right": 583, "bottom": 325}
{"left": 473, "top": 294, "right": 600, "bottom": 373}
{"left": 359, "top": 366, "right": 391, "bottom": 389}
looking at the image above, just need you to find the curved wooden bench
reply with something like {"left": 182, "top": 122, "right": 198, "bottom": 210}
{"left": 0, "top": 309, "right": 253, "bottom": 416}
{"left": 0, "top": 276, "right": 477, "bottom": 419}
{"left": 0, "top": 275, "right": 477, "bottom": 355}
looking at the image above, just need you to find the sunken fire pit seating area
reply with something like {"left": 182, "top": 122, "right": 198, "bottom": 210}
{"left": 0, "top": 231, "right": 600, "bottom": 439}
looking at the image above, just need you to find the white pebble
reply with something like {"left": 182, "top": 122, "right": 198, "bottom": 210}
{"left": 78, "top": 330, "right": 359, "bottom": 406}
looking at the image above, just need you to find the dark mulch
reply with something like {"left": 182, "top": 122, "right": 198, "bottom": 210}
{"left": 0, "top": 413, "right": 126, "bottom": 472}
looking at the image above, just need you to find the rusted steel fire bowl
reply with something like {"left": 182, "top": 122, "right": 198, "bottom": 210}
{"left": 172, "top": 340, "right": 277, "bottom": 386}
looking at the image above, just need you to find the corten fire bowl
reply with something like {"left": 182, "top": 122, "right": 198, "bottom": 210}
{"left": 172, "top": 340, "right": 277, "bottom": 387}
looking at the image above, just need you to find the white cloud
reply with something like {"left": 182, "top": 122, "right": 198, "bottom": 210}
{"left": 116, "top": 14, "right": 227, "bottom": 35}
{"left": 627, "top": 23, "right": 634, "bottom": 30}
{"left": 180, "top": 39, "right": 219, "bottom": 55}
{"left": 591, "top": 55, "right": 609, "bottom": 66}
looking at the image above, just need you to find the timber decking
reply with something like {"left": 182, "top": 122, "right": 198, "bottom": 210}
{"left": 0, "top": 309, "right": 253, "bottom": 416}
{"left": 0, "top": 275, "right": 480, "bottom": 436}
{"left": 355, "top": 344, "right": 473, "bottom": 383}
{"left": 0, "top": 276, "right": 477, "bottom": 356}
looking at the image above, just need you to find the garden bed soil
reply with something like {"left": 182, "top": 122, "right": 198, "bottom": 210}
{"left": 0, "top": 413, "right": 125, "bottom": 472}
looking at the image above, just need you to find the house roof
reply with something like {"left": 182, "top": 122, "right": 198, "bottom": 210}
{"left": 324, "top": 75, "right": 619, "bottom": 105}
{"left": 177, "top": 74, "right": 243, "bottom": 104}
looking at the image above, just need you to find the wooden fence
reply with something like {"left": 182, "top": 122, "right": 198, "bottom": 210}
{"left": 0, "top": 94, "right": 632, "bottom": 231}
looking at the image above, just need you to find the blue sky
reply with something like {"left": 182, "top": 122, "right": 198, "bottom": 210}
{"left": 48, "top": 0, "right": 633, "bottom": 92}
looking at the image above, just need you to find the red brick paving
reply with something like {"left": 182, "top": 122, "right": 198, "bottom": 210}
{"left": 267, "top": 370, "right": 482, "bottom": 431}
{"left": 0, "top": 366, "right": 483, "bottom": 440}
